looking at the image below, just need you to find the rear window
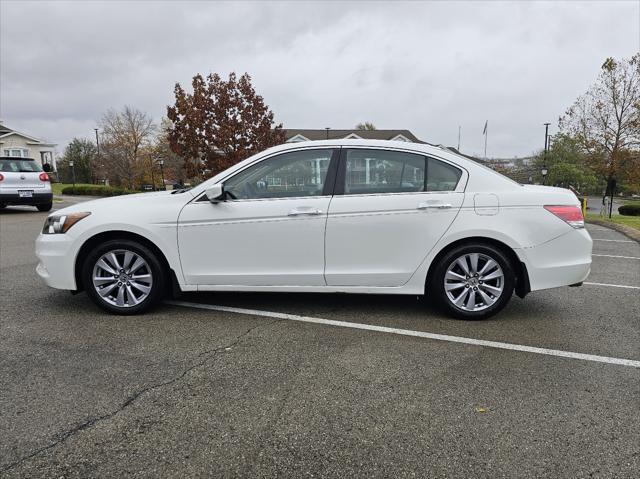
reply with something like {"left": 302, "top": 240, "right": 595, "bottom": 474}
{"left": 0, "top": 158, "right": 43, "bottom": 173}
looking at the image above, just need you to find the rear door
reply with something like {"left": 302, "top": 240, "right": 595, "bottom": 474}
{"left": 324, "top": 148, "right": 465, "bottom": 287}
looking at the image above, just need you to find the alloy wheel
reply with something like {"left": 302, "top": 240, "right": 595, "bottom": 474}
{"left": 443, "top": 252, "right": 504, "bottom": 312}
{"left": 92, "top": 249, "right": 153, "bottom": 308}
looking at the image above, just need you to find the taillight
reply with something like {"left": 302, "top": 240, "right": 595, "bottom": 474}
{"left": 544, "top": 205, "right": 584, "bottom": 229}
{"left": 39, "top": 172, "right": 50, "bottom": 182}
{"left": 0, "top": 173, "right": 4, "bottom": 181}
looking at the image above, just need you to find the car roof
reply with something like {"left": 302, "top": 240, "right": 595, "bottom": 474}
{"left": 264, "top": 139, "right": 444, "bottom": 155}
{"left": 259, "top": 139, "right": 480, "bottom": 170}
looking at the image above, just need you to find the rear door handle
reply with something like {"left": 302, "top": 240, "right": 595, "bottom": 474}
{"left": 417, "top": 202, "right": 453, "bottom": 210}
{"left": 288, "top": 207, "right": 323, "bottom": 216}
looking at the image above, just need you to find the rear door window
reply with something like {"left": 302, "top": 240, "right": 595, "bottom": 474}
{"left": 341, "top": 149, "right": 462, "bottom": 195}
{"left": 344, "top": 149, "right": 426, "bottom": 195}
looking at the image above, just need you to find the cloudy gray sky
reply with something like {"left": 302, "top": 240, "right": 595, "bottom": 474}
{"left": 1, "top": 0, "right": 639, "bottom": 158}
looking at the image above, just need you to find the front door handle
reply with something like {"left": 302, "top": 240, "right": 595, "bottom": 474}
{"left": 417, "top": 202, "right": 453, "bottom": 210}
{"left": 288, "top": 207, "right": 323, "bottom": 216}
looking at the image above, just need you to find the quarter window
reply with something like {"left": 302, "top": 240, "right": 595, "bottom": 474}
{"left": 426, "top": 157, "right": 462, "bottom": 192}
{"left": 224, "top": 149, "right": 334, "bottom": 200}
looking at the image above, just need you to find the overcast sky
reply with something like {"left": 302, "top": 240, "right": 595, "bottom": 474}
{"left": 1, "top": 0, "right": 639, "bottom": 158}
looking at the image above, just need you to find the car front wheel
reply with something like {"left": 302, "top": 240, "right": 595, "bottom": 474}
{"left": 82, "top": 239, "right": 165, "bottom": 315}
{"left": 430, "top": 243, "right": 515, "bottom": 320}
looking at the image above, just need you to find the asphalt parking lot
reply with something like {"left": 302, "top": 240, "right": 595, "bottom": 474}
{"left": 1, "top": 199, "right": 639, "bottom": 478}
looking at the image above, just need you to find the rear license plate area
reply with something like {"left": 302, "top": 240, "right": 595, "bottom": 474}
{"left": 18, "top": 190, "right": 34, "bottom": 198}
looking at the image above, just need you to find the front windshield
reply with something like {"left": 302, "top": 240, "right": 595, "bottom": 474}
{"left": 0, "top": 158, "right": 43, "bottom": 173}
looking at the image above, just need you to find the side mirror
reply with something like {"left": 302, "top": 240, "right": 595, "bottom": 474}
{"left": 42, "top": 163, "right": 52, "bottom": 172}
{"left": 205, "top": 184, "right": 225, "bottom": 203}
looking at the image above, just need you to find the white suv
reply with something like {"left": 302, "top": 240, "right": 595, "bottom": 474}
{"left": 0, "top": 157, "right": 53, "bottom": 211}
{"left": 35, "top": 140, "right": 592, "bottom": 320}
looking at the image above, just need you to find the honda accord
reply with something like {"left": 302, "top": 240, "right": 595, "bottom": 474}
{"left": 35, "top": 140, "right": 592, "bottom": 319}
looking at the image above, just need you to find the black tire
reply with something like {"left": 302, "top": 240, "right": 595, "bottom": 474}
{"left": 0, "top": 204, "right": 6, "bottom": 209}
{"left": 37, "top": 202, "right": 53, "bottom": 212}
{"left": 429, "top": 243, "right": 515, "bottom": 320}
{"left": 82, "top": 239, "right": 166, "bottom": 315}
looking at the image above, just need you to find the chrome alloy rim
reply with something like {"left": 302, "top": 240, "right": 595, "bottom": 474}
{"left": 444, "top": 253, "right": 504, "bottom": 312}
{"left": 92, "top": 249, "right": 153, "bottom": 308}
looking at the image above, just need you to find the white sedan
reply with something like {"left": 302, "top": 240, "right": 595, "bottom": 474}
{"left": 35, "top": 140, "right": 592, "bottom": 319}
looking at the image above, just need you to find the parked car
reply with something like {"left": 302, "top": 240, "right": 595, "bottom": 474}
{"left": 35, "top": 140, "right": 592, "bottom": 319}
{"left": 0, "top": 157, "right": 53, "bottom": 211}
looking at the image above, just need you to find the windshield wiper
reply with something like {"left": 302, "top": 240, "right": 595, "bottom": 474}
{"left": 171, "top": 187, "right": 192, "bottom": 194}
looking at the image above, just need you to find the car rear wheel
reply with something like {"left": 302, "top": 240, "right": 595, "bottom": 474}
{"left": 430, "top": 243, "right": 515, "bottom": 320}
{"left": 82, "top": 239, "right": 165, "bottom": 315}
{"left": 37, "top": 202, "right": 52, "bottom": 212}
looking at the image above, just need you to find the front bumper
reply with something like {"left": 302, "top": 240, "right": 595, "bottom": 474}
{"left": 517, "top": 228, "right": 592, "bottom": 292}
{"left": 35, "top": 233, "right": 78, "bottom": 290}
{"left": 0, "top": 191, "right": 53, "bottom": 205}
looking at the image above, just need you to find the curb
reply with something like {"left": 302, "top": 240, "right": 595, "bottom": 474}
{"left": 587, "top": 219, "right": 640, "bottom": 243}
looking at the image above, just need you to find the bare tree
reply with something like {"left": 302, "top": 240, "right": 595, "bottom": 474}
{"left": 560, "top": 53, "right": 640, "bottom": 197}
{"left": 153, "top": 118, "right": 187, "bottom": 186}
{"left": 100, "top": 106, "right": 156, "bottom": 189}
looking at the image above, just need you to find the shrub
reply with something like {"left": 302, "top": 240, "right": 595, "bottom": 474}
{"left": 61, "top": 185, "right": 136, "bottom": 197}
{"left": 618, "top": 204, "right": 640, "bottom": 216}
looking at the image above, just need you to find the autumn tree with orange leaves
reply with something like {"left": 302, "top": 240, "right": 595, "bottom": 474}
{"left": 560, "top": 54, "right": 640, "bottom": 196}
{"left": 167, "top": 72, "right": 286, "bottom": 179}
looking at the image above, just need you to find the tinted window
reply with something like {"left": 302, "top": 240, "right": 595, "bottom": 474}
{"left": 344, "top": 149, "right": 426, "bottom": 194}
{"left": 0, "top": 158, "right": 42, "bottom": 173}
{"left": 426, "top": 157, "right": 462, "bottom": 192}
{"left": 225, "top": 149, "right": 333, "bottom": 199}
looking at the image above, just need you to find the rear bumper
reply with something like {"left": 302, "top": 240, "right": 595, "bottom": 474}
{"left": 517, "top": 228, "right": 592, "bottom": 292}
{"left": 0, "top": 192, "right": 53, "bottom": 205}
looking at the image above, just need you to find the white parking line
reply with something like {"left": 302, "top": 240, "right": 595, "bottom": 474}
{"left": 166, "top": 300, "right": 640, "bottom": 369}
{"left": 584, "top": 282, "right": 640, "bottom": 290}
{"left": 592, "top": 254, "right": 640, "bottom": 260}
{"left": 592, "top": 238, "right": 635, "bottom": 243}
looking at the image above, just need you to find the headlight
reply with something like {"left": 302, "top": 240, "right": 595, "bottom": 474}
{"left": 42, "top": 212, "right": 91, "bottom": 234}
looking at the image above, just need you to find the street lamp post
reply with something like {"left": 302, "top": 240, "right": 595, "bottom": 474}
{"left": 543, "top": 122, "right": 551, "bottom": 186}
{"left": 157, "top": 159, "right": 165, "bottom": 190}
{"left": 149, "top": 157, "right": 156, "bottom": 191}
{"left": 69, "top": 160, "right": 76, "bottom": 193}
{"left": 93, "top": 128, "right": 100, "bottom": 184}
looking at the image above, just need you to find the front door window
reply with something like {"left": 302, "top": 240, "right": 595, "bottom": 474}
{"left": 225, "top": 149, "right": 334, "bottom": 199}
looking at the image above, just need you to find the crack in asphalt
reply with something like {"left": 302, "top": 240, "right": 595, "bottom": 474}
{"left": 0, "top": 317, "right": 283, "bottom": 474}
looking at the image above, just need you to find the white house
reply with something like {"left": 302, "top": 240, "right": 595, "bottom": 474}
{"left": 0, "top": 122, "right": 57, "bottom": 170}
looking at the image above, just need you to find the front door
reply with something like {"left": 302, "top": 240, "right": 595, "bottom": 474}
{"left": 324, "top": 148, "right": 464, "bottom": 287}
{"left": 178, "top": 148, "right": 338, "bottom": 286}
